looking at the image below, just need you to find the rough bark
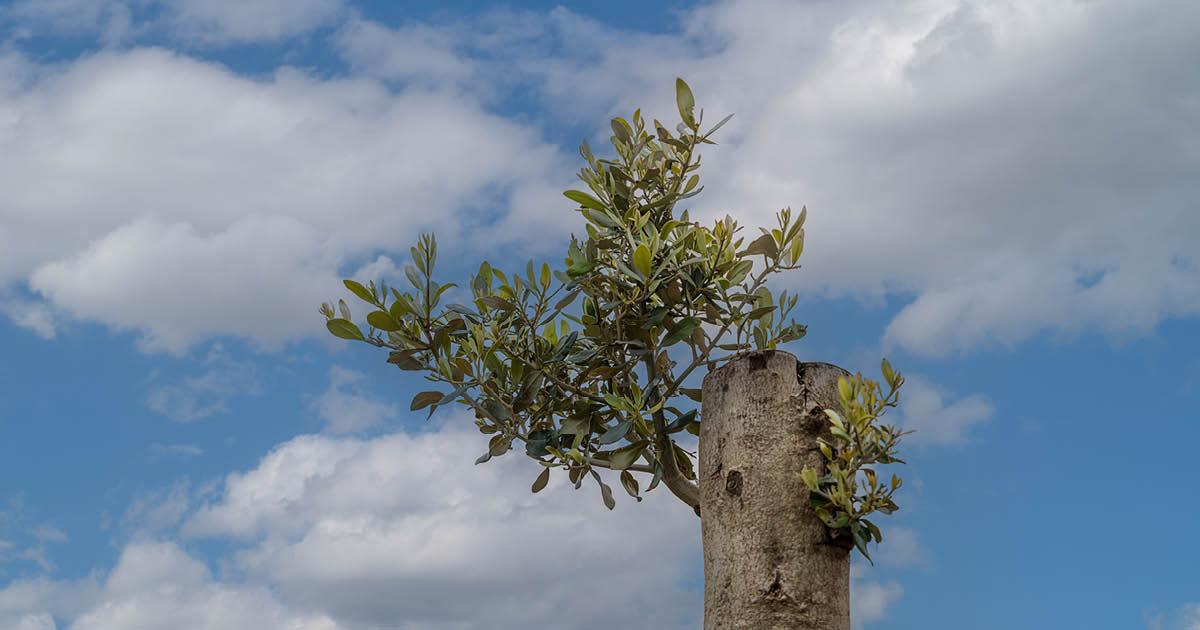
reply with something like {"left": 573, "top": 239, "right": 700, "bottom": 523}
{"left": 700, "top": 350, "right": 851, "bottom": 630}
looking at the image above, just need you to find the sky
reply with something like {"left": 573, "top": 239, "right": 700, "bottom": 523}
{"left": 0, "top": 0, "right": 1197, "bottom": 628}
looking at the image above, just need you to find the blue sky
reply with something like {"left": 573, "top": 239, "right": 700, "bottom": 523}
{"left": 0, "top": 0, "right": 1197, "bottom": 628}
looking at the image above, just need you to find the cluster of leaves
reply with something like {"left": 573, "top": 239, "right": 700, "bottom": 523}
{"left": 801, "top": 359, "right": 910, "bottom": 563}
{"left": 320, "top": 79, "right": 809, "bottom": 514}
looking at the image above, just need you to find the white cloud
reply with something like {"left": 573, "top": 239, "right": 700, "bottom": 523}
{"left": 0, "top": 541, "right": 342, "bottom": 630}
{"left": 149, "top": 443, "right": 204, "bottom": 457}
{"left": 12, "top": 613, "right": 56, "bottom": 630}
{"left": 120, "top": 482, "right": 193, "bottom": 536}
{"left": 874, "top": 525, "right": 928, "bottom": 568}
{"left": 310, "top": 366, "right": 398, "bottom": 434}
{"left": 3, "top": 0, "right": 135, "bottom": 44}
{"left": 183, "top": 419, "right": 702, "bottom": 629}
{"left": 850, "top": 579, "right": 902, "bottom": 628}
{"left": 2, "top": 47, "right": 567, "bottom": 354}
{"left": 10, "top": 2, "right": 1195, "bottom": 357}
{"left": 0, "top": 408, "right": 925, "bottom": 629}
{"left": 896, "top": 375, "right": 993, "bottom": 447}
{"left": 335, "top": 18, "right": 476, "bottom": 88}
{"left": 3, "top": 0, "right": 342, "bottom": 45}
{"left": 1, "top": 298, "right": 55, "bottom": 339}
{"left": 0, "top": 419, "right": 702, "bottom": 628}
{"left": 0, "top": 576, "right": 101, "bottom": 628}
{"left": 161, "top": 0, "right": 344, "bottom": 44}
{"left": 30, "top": 525, "right": 67, "bottom": 544}
{"left": 143, "top": 352, "right": 261, "bottom": 420}
{"left": 394, "top": 0, "right": 1200, "bottom": 356}
{"left": 1146, "top": 604, "right": 1200, "bottom": 630}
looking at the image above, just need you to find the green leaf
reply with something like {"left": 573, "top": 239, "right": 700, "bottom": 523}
{"left": 592, "top": 470, "right": 616, "bottom": 510}
{"left": 410, "top": 391, "right": 443, "bottom": 411}
{"left": 326, "top": 318, "right": 364, "bottom": 341}
{"left": 743, "top": 305, "right": 776, "bottom": 322}
{"left": 603, "top": 392, "right": 629, "bottom": 412}
{"left": 619, "top": 470, "right": 641, "bottom": 501}
{"left": 648, "top": 461, "right": 663, "bottom": 491}
{"left": 431, "top": 282, "right": 456, "bottom": 307}
{"left": 531, "top": 467, "right": 550, "bottom": 493}
{"left": 366, "top": 310, "right": 401, "bottom": 332}
{"left": 837, "top": 377, "right": 852, "bottom": 401}
{"left": 647, "top": 306, "right": 669, "bottom": 328}
{"left": 446, "top": 303, "right": 480, "bottom": 319}
{"left": 550, "top": 331, "right": 579, "bottom": 362}
{"left": 387, "top": 349, "right": 423, "bottom": 370}
{"left": 672, "top": 442, "right": 695, "bottom": 480}
{"left": 675, "top": 78, "right": 695, "bottom": 125}
{"left": 526, "top": 428, "right": 556, "bottom": 457}
{"left": 389, "top": 296, "right": 412, "bottom": 321}
{"left": 488, "top": 434, "right": 513, "bottom": 457}
{"left": 824, "top": 409, "right": 846, "bottom": 430}
{"left": 567, "top": 347, "right": 599, "bottom": 364}
{"left": 567, "top": 260, "right": 596, "bottom": 278}
{"left": 680, "top": 388, "right": 702, "bottom": 403}
{"left": 582, "top": 209, "right": 619, "bottom": 229}
{"left": 740, "top": 233, "right": 778, "bottom": 258}
{"left": 610, "top": 117, "right": 632, "bottom": 144}
{"left": 800, "top": 467, "right": 819, "bottom": 490}
{"left": 661, "top": 317, "right": 700, "bottom": 347}
{"left": 853, "top": 526, "right": 873, "bottom": 564}
{"left": 863, "top": 518, "right": 883, "bottom": 543}
{"left": 404, "top": 265, "right": 423, "bottom": 290}
{"left": 665, "top": 409, "right": 697, "bottom": 433}
{"left": 479, "top": 296, "right": 515, "bottom": 312}
{"left": 632, "top": 244, "right": 652, "bottom": 278}
{"left": 483, "top": 399, "right": 512, "bottom": 422}
{"left": 596, "top": 418, "right": 633, "bottom": 445}
{"left": 343, "top": 279, "right": 376, "bottom": 305}
{"left": 554, "top": 288, "right": 582, "bottom": 310}
{"left": 564, "top": 189, "right": 606, "bottom": 211}
{"left": 560, "top": 415, "right": 592, "bottom": 436}
{"left": 608, "top": 440, "right": 649, "bottom": 470}
{"left": 705, "top": 112, "right": 734, "bottom": 137}
{"left": 881, "top": 358, "right": 896, "bottom": 387}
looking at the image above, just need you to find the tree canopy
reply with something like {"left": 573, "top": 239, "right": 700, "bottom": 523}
{"left": 321, "top": 79, "right": 908, "bottom": 561}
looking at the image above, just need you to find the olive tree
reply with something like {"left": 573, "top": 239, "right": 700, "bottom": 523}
{"left": 321, "top": 79, "right": 909, "bottom": 629}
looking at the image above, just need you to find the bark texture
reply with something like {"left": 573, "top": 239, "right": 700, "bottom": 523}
{"left": 700, "top": 350, "right": 851, "bottom": 630}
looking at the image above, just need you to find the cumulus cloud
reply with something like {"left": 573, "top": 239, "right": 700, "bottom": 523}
{"left": 1, "top": 298, "right": 55, "bottom": 340}
{"left": 377, "top": 0, "right": 1200, "bottom": 357}
{"left": 3, "top": 0, "right": 343, "bottom": 45}
{"left": 182, "top": 419, "right": 702, "bottom": 628}
{"left": 309, "top": 366, "right": 398, "bottom": 434}
{"left": 0, "top": 541, "right": 341, "bottom": 630}
{"left": 2, "top": 0, "right": 136, "bottom": 44}
{"left": 874, "top": 525, "right": 928, "bottom": 568}
{"left": 851, "top": 579, "right": 903, "bottom": 629}
{"left": 0, "top": 419, "right": 702, "bottom": 628}
{"left": 9, "top": 2, "right": 1196, "bottom": 358}
{"left": 1146, "top": 603, "right": 1200, "bottom": 630}
{"left": 161, "top": 0, "right": 344, "bottom": 44}
{"left": 896, "top": 375, "right": 994, "bottom": 447}
{"left": 1, "top": 47, "right": 567, "bottom": 354}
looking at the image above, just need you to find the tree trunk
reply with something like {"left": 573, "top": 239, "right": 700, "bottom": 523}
{"left": 700, "top": 350, "right": 851, "bottom": 630}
